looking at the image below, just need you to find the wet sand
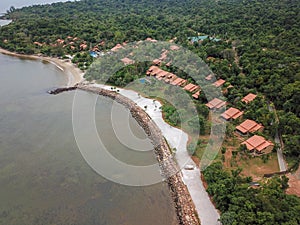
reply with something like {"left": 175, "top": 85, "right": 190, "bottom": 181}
{"left": 0, "top": 48, "right": 84, "bottom": 86}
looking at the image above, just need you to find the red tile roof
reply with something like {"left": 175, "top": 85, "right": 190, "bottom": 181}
{"left": 152, "top": 59, "right": 161, "bottom": 65}
{"left": 145, "top": 37, "right": 158, "bottom": 42}
{"left": 147, "top": 66, "right": 160, "bottom": 75}
{"left": 236, "top": 119, "right": 264, "bottom": 134}
{"left": 192, "top": 91, "right": 200, "bottom": 99}
{"left": 56, "top": 39, "right": 65, "bottom": 44}
{"left": 111, "top": 43, "right": 124, "bottom": 52}
{"left": 80, "top": 43, "right": 88, "bottom": 50}
{"left": 213, "top": 79, "right": 226, "bottom": 87}
{"left": 242, "top": 93, "right": 257, "bottom": 104}
{"left": 166, "top": 61, "right": 172, "bottom": 67}
{"left": 171, "top": 78, "right": 187, "bottom": 86}
{"left": 159, "top": 50, "right": 168, "bottom": 61}
{"left": 221, "top": 107, "right": 243, "bottom": 120}
{"left": 205, "top": 98, "right": 226, "bottom": 109}
{"left": 34, "top": 42, "right": 43, "bottom": 47}
{"left": 242, "top": 135, "right": 274, "bottom": 152}
{"left": 170, "top": 45, "right": 180, "bottom": 51}
{"left": 121, "top": 57, "right": 135, "bottom": 65}
{"left": 205, "top": 74, "right": 214, "bottom": 81}
{"left": 183, "top": 83, "right": 200, "bottom": 93}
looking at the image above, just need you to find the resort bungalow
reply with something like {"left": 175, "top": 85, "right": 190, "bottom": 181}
{"left": 170, "top": 45, "right": 180, "bottom": 51}
{"left": 242, "top": 135, "right": 274, "bottom": 155}
{"left": 183, "top": 83, "right": 200, "bottom": 93}
{"left": 205, "top": 74, "right": 213, "bottom": 81}
{"left": 192, "top": 91, "right": 201, "bottom": 99}
{"left": 156, "top": 70, "right": 170, "bottom": 80}
{"left": 146, "top": 66, "right": 160, "bottom": 76}
{"left": 242, "top": 93, "right": 257, "bottom": 104}
{"left": 164, "top": 73, "right": 177, "bottom": 83}
{"left": 236, "top": 119, "right": 264, "bottom": 135}
{"left": 171, "top": 77, "right": 188, "bottom": 86}
{"left": 121, "top": 57, "right": 135, "bottom": 65}
{"left": 166, "top": 61, "right": 172, "bottom": 67}
{"left": 80, "top": 43, "right": 88, "bottom": 50}
{"left": 111, "top": 43, "right": 124, "bottom": 52}
{"left": 205, "top": 98, "right": 226, "bottom": 110}
{"left": 159, "top": 50, "right": 168, "bottom": 61}
{"left": 213, "top": 79, "right": 226, "bottom": 88}
{"left": 221, "top": 107, "right": 243, "bottom": 120}
{"left": 152, "top": 59, "right": 161, "bottom": 66}
{"left": 145, "top": 37, "right": 158, "bottom": 42}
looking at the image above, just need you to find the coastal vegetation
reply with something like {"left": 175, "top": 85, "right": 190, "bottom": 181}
{"left": 203, "top": 162, "right": 300, "bottom": 225}
{"left": 0, "top": 0, "right": 299, "bottom": 223}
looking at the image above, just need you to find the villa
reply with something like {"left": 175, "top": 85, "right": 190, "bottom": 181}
{"left": 205, "top": 74, "right": 213, "bottom": 81}
{"left": 242, "top": 93, "right": 257, "bottom": 104}
{"left": 192, "top": 91, "right": 201, "bottom": 99}
{"left": 121, "top": 57, "right": 135, "bottom": 65}
{"left": 221, "top": 107, "right": 243, "bottom": 120}
{"left": 236, "top": 119, "right": 264, "bottom": 135}
{"left": 205, "top": 98, "right": 226, "bottom": 110}
{"left": 171, "top": 77, "right": 188, "bottom": 86}
{"left": 170, "top": 45, "right": 180, "bottom": 51}
{"left": 242, "top": 135, "right": 274, "bottom": 155}
{"left": 111, "top": 43, "right": 124, "bottom": 52}
{"left": 213, "top": 79, "right": 225, "bottom": 87}
{"left": 183, "top": 83, "right": 200, "bottom": 93}
{"left": 152, "top": 59, "right": 161, "bottom": 65}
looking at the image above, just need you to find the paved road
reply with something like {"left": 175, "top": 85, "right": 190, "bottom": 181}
{"left": 94, "top": 84, "right": 221, "bottom": 225}
{"left": 275, "top": 131, "right": 287, "bottom": 171}
{"left": 268, "top": 104, "right": 287, "bottom": 172}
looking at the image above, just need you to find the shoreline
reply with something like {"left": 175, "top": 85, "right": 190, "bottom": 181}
{"left": 89, "top": 84, "right": 221, "bottom": 225}
{"left": 1, "top": 48, "right": 220, "bottom": 224}
{"left": 76, "top": 85, "right": 200, "bottom": 225}
{"left": 0, "top": 48, "right": 84, "bottom": 86}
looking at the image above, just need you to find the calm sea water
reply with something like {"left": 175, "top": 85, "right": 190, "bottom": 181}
{"left": 0, "top": 0, "right": 74, "bottom": 13}
{"left": 0, "top": 54, "right": 177, "bottom": 224}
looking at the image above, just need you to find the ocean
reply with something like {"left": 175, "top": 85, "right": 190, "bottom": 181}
{"left": 0, "top": 1, "right": 178, "bottom": 223}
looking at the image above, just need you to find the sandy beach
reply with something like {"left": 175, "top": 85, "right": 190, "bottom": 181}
{"left": 0, "top": 48, "right": 84, "bottom": 86}
{"left": 0, "top": 47, "right": 220, "bottom": 224}
{"left": 88, "top": 83, "right": 221, "bottom": 225}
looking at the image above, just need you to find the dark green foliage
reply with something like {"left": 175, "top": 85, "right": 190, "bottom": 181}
{"left": 161, "top": 103, "right": 181, "bottom": 127}
{"left": 0, "top": 1, "right": 299, "bottom": 224}
{"left": 204, "top": 163, "right": 300, "bottom": 225}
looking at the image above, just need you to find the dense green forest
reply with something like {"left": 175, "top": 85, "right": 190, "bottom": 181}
{"left": 0, "top": 0, "right": 299, "bottom": 223}
{"left": 0, "top": 0, "right": 298, "bottom": 159}
{"left": 0, "top": 1, "right": 298, "bottom": 168}
{"left": 204, "top": 162, "right": 300, "bottom": 225}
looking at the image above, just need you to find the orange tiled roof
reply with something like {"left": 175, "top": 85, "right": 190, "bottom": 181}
{"left": 80, "top": 43, "right": 88, "bottom": 50}
{"left": 111, "top": 43, "right": 124, "bottom": 52}
{"left": 145, "top": 37, "right": 158, "bottom": 42}
{"left": 121, "top": 57, "right": 135, "bottom": 65}
{"left": 171, "top": 77, "right": 187, "bottom": 86}
{"left": 242, "top": 93, "right": 257, "bottom": 104}
{"left": 236, "top": 119, "right": 264, "bottom": 134}
{"left": 170, "top": 45, "right": 180, "bottom": 51}
{"left": 183, "top": 83, "right": 200, "bottom": 93}
{"left": 213, "top": 79, "right": 226, "bottom": 87}
{"left": 152, "top": 59, "right": 161, "bottom": 65}
{"left": 242, "top": 135, "right": 274, "bottom": 152}
{"left": 205, "top": 98, "right": 226, "bottom": 109}
{"left": 192, "top": 91, "right": 200, "bottom": 99}
{"left": 205, "top": 74, "right": 214, "bottom": 81}
{"left": 221, "top": 107, "right": 243, "bottom": 120}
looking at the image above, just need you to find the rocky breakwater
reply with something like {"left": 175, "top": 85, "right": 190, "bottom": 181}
{"left": 47, "top": 86, "right": 77, "bottom": 95}
{"left": 76, "top": 84, "right": 200, "bottom": 225}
